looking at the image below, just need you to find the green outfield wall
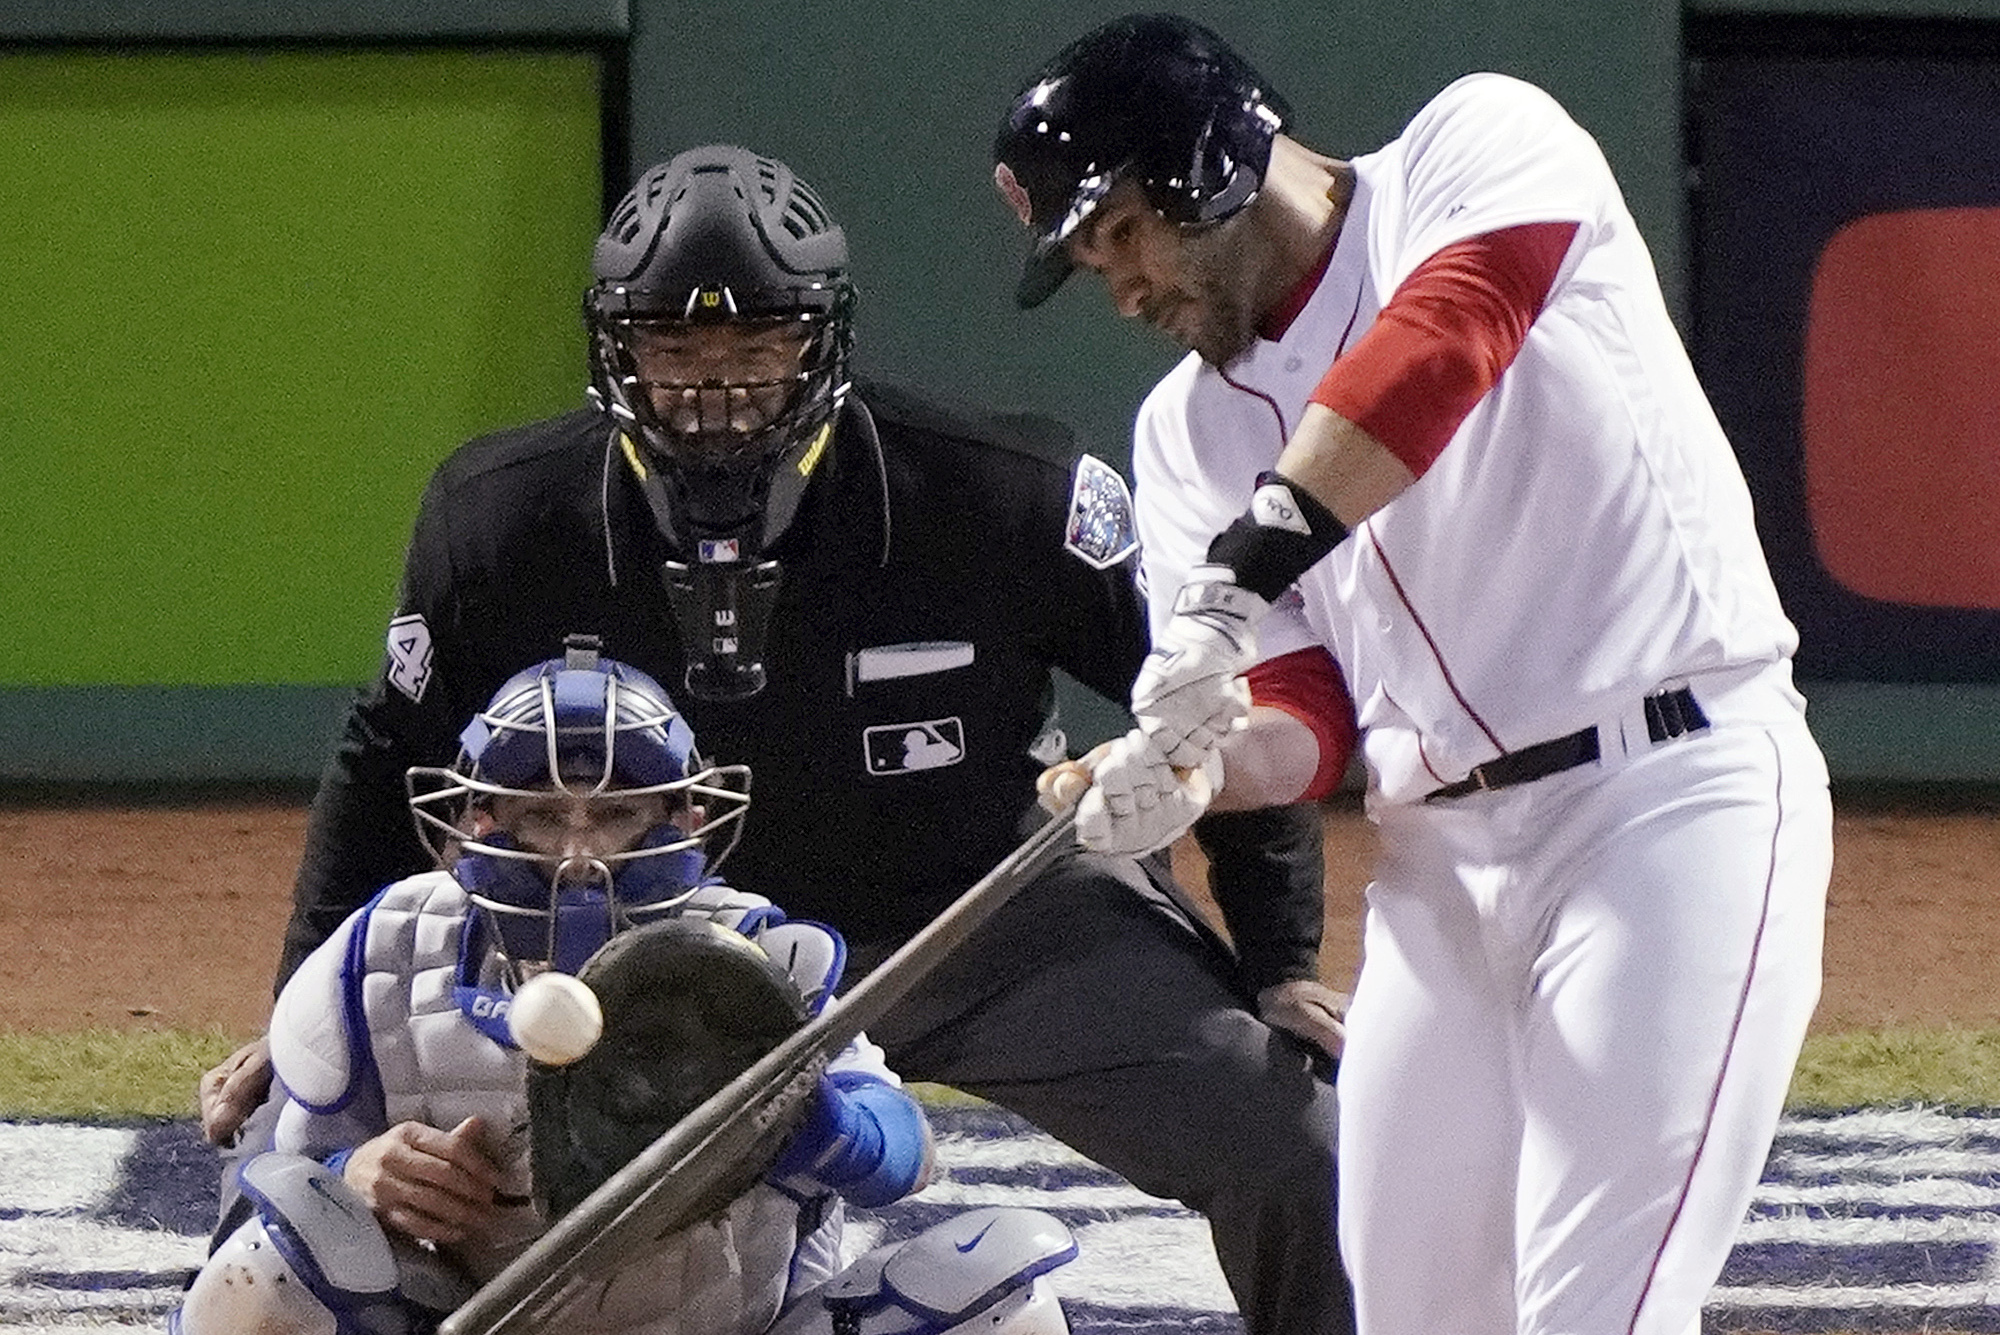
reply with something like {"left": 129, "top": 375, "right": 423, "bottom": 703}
{"left": 2, "top": 1, "right": 1996, "bottom": 783}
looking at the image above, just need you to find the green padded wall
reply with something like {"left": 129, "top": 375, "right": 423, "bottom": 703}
{"left": 6, "top": 3, "right": 1993, "bottom": 782}
{"left": 0, "top": 47, "right": 602, "bottom": 780}
{"left": 0, "top": 49, "right": 601, "bottom": 686}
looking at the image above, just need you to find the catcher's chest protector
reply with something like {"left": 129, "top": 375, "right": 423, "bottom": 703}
{"left": 356, "top": 876, "right": 542, "bottom": 1264}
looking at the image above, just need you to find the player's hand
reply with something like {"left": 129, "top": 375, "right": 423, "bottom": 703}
{"left": 197, "top": 1036, "right": 273, "bottom": 1146}
{"left": 1257, "top": 980, "right": 1349, "bottom": 1062}
{"left": 1071, "top": 730, "right": 1221, "bottom": 855}
{"left": 1133, "top": 566, "right": 1266, "bottom": 769}
{"left": 343, "top": 1116, "right": 505, "bottom": 1245}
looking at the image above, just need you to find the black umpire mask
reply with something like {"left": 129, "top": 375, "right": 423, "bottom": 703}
{"left": 585, "top": 145, "right": 856, "bottom": 701}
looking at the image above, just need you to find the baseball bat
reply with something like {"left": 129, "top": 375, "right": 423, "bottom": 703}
{"left": 438, "top": 805, "right": 1079, "bottom": 1335}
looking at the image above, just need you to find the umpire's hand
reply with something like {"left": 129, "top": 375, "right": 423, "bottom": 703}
{"left": 1257, "top": 979, "right": 1348, "bottom": 1062}
{"left": 198, "top": 1035, "right": 273, "bottom": 1146}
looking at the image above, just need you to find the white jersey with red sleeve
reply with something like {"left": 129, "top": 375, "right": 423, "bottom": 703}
{"left": 1132, "top": 72, "right": 1802, "bottom": 807}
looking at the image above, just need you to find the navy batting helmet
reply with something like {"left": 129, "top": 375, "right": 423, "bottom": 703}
{"left": 993, "top": 13, "right": 1290, "bottom": 308}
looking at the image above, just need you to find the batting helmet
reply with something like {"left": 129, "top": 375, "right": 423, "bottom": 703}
{"left": 993, "top": 13, "right": 1291, "bottom": 308}
{"left": 405, "top": 637, "right": 752, "bottom": 973}
{"left": 584, "top": 144, "right": 854, "bottom": 556}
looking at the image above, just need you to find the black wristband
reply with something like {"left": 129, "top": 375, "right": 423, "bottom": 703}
{"left": 1204, "top": 472, "right": 1350, "bottom": 601}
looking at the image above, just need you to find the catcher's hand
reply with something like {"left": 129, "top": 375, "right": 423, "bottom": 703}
{"left": 1132, "top": 567, "right": 1266, "bottom": 770}
{"left": 343, "top": 1115, "right": 506, "bottom": 1245}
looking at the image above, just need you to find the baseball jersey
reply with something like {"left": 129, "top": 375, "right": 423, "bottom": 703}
{"left": 1133, "top": 73, "right": 1801, "bottom": 806}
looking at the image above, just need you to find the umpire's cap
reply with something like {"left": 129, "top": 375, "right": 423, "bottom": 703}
{"left": 993, "top": 13, "right": 1290, "bottom": 308}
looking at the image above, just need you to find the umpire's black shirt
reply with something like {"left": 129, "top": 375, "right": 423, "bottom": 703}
{"left": 281, "top": 382, "right": 1325, "bottom": 994}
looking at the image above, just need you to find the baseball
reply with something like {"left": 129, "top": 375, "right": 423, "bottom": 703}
{"left": 507, "top": 971, "right": 603, "bottom": 1065}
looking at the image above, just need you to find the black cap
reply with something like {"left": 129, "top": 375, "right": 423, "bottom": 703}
{"left": 993, "top": 13, "right": 1289, "bottom": 308}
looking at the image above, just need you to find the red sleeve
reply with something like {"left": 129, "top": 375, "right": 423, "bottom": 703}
{"left": 1245, "top": 647, "right": 1357, "bottom": 802}
{"left": 1309, "top": 220, "right": 1578, "bottom": 477}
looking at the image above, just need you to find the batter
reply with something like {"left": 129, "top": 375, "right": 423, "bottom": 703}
{"left": 995, "top": 16, "right": 1833, "bottom": 1335}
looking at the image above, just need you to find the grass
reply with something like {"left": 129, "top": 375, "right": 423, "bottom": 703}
{"left": 0, "top": 1027, "right": 1996, "bottom": 1122}
{"left": 0, "top": 1027, "right": 245, "bottom": 1121}
{"left": 1788, "top": 1026, "right": 2000, "bottom": 1112}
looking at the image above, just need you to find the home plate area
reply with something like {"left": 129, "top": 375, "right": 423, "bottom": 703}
{"left": 3, "top": 1103, "right": 1998, "bottom": 1333}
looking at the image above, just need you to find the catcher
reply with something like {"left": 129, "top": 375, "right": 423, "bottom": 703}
{"left": 173, "top": 640, "right": 1075, "bottom": 1335}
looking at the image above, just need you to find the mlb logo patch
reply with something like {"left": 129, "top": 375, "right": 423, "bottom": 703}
{"left": 386, "top": 613, "right": 434, "bottom": 703}
{"left": 698, "top": 538, "right": 741, "bottom": 564}
{"left": 863, "top": 717, "right": 966, "bottom": 775}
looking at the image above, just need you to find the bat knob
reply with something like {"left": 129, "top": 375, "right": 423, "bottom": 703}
{"left": 1037, "top": 763, "right": 1092, "bottom": 814}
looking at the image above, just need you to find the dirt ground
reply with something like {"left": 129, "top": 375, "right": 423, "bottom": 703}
{"left": 5, "top": 789, "right": 1997, "bottom": 1036}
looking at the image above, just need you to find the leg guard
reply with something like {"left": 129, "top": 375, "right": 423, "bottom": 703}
{"left": 172, "top": 1153, "right": 415, "bottom": 1335}
{"left": 770, "top": 1207, "right": 1076, "bottom": 1335}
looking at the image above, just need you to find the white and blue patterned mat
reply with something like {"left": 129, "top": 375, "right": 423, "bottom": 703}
{"left": 3, "top": 1103, "right": 1997, "bottom": 1333}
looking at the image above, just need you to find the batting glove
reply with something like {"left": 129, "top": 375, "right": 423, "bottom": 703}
{"left": 1075, "top": 729, "right": 1223, "bottom": 856}
{"left": 1132, "top": 565, "right": 1266, "bottom": 770}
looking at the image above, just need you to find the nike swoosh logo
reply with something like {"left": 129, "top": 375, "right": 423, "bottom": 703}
{"left": 956, "top": 1219, "right": 998, "bottom": 1253}
{"left": 306, "top": 1173, "right": 367, "bottom": 1223}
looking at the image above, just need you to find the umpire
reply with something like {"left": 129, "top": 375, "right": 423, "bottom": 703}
{"left": 201, "top": 144, "right": 1351, "bottom": 1335}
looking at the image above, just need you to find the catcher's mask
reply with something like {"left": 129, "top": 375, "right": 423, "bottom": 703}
{"left": 406, "top": 637, "right": 750, "bottom": 977}
{"left": 585, "top": 145, "right": 855, "bottom": 701}
{"left": 993, "top": 12, "right": 1290, "bottom": 308}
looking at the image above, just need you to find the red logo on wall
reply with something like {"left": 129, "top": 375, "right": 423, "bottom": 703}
{"left": 1803, "top": 207, "right": 2000, "bottom": 610}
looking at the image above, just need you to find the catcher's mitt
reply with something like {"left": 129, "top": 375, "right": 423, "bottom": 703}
{"left": 527, "top": 917, "right": 818, "bottom": 1221}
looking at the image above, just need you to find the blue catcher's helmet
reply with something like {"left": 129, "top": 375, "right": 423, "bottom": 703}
{"left": 993, "top": 13, "right": 1290, "bottom": 308}
{"left": 407, "top": 637, "right": 751, "bottom": 975}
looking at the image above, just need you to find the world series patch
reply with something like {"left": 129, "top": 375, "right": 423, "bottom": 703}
{"left": 1064, "top": 453, "right": 1140, "bottom": 570}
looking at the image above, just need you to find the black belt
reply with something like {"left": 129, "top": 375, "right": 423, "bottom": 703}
{"left": 1425, "top": 686, "right": 1709, "bottom": 802}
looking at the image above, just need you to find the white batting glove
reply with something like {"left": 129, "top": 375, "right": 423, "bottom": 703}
{"left": 1074, "top": 729, "right": 1222, "bottom": 856}
{"left": 1133, "top": 566, "right": 1267, "bottom": 770}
